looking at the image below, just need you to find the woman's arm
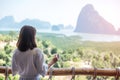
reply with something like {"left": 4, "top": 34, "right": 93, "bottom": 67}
{"left": 48, "top": 54, "right": 59, "bottom": 68}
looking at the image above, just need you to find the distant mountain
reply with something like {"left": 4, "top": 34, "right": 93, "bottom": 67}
{"left": 74, "top": 4, "right": 117, "bottom": 35}
{"left": 0, "top": 16, "right": 16, "bottom": 29}
{"left": 0, "top": 16, "right": 51, "bottom": 30}
{"left": 51, "top": 24, "right": 74, "bottom": 31}
{"left": 52, "top": 24, "right": 64, "bottom": 31}
{"left": 18, "top": 19, "right": 51, "bottom": 29}
{"left": 0, "top": 16, "right": 74, "bottom": 32}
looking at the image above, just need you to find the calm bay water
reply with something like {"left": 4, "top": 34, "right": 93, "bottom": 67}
{"left": 38, "top": 30, "right": 120, "bottom": 42}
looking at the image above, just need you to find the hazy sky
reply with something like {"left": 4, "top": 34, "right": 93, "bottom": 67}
{"left": 0, "top": 0, "right": 120, "bottom": 29}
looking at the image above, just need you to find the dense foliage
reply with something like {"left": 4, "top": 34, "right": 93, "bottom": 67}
{"left": 0, "top": 31, "right": 120, "bottom": 80}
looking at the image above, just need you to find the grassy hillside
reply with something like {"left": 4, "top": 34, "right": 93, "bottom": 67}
{"left": 37, "top": 33, "right": 81, "bottom": 50}
{"left": 36, "top": 32, "right": 120, "bottom": 54}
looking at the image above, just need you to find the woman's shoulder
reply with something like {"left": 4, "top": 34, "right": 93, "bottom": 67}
{"left": 33, "top": 48, "right": 43, "bottom": 55}
{"left": 34, "top": 47, "right": 42, "bottom": 52}
{"left": 12, "top": 48, "right": 20, "bottom": 57}
{"left": 13, "top": 48, "right": 19, "bottom": 53}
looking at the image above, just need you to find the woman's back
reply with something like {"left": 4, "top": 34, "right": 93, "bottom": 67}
{"left": 12, "top": 48, "right": 48, "bottom": 80}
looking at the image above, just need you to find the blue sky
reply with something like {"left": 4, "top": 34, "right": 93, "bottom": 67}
{"left": 0, "top": 0, "right": 120, "bottom": 29}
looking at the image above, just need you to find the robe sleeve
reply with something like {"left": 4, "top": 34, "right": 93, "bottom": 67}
{"left": 35, "top": 49, "right": 48, "bottom": 77}
{"left": 12, "top": 53, "right": 18, "bottom": 76}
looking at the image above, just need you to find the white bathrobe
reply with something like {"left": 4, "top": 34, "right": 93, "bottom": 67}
{"left": 12, "top": 48, "right": 48, "bottom": 80}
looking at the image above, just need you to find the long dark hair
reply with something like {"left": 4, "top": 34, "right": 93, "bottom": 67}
{"left": 17, "top": 25, "right": 37, "bottom": 51}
